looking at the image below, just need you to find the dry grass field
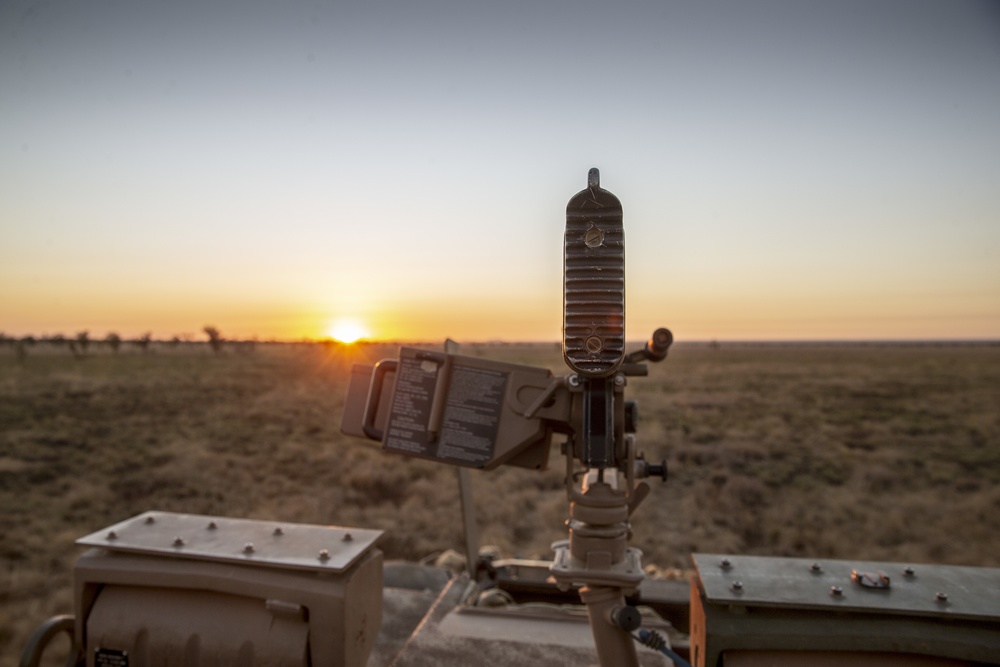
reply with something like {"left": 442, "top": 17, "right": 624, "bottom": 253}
{"left": 2, "top": 340, "right": 999, "bottom": 664}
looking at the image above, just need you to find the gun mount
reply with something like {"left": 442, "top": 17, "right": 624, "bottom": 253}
{"left": 339, "top": 168, "right": 675, "bottom": 667}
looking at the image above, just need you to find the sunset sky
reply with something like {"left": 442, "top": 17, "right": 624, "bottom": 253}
{"left": 2, "top": 0, "right": 998, "bottom": 343}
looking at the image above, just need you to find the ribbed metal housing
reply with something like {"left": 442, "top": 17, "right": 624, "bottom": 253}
{"left": 563, "top": 176, "right": 625, "bottom": 377}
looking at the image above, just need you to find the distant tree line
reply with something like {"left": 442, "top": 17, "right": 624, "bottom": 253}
{"left": 0, "top": 327, "right": 266, "bottom": 359}
{"left": 0, "top": 328, "right": 384, "bottom": 360}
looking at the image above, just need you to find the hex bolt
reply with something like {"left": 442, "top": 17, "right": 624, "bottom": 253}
{"left": 207, "top": 521, "right": 218, "bottom": 530}
{"left": 831, "top": 586, "right": 843, "bottom": 597}
{"left": 720, "top": 558, "right": 732, "bottom": 569}
{"left": 904, "top": 566, "right": 915, "bottom": 576}
{"left": 243, "top": 543, "right": 255, "bottom": 554}
{"left": 173, "top": 537, "right": 185, "bottom": 547}
{"left": 318, "top": 549, "right": 331, "bottom": 561}
{"left": 106, "top": 531, "right": 118, "bottom": 540}
{"left": 273, "top": 527, "right": 284, "bottom": 536}
{"left": 936, "top": 592, "right": 948, "bottom": 602}
{"left": 342, "top": 532, "right": 353, "bottom": 542}
{"left": 145, "top": 516, "right": 156, "bottom": 525}
{"left": 810, "top": 563, "right": 822, "bottom": 573}
{"left": 731, "top": 581, "right": 744, "bottom": 592}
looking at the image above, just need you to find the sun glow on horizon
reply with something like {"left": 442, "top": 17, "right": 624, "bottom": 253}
{"left": 327, "top": 319, "right": 370, "bottom": 344}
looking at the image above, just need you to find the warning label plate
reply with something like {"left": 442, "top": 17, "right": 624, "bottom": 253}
{"left": 384, "top": 350, "right": 507, "bottom": 467}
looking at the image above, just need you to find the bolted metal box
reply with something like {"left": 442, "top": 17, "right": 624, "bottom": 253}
{"left": 689, "top": 553, "right": 1000, "bottom": 667}
{"left": 74, "top": 511, "right": 383, "bottom": 667}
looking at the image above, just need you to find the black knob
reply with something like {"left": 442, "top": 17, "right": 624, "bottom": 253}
{"left": 646, "top": 460, "right": 668, "bottom": 482}
{"left": 644, "top": 328, "right": 673, "bottom": 361}
{"left": 611, "top": 605, "right": 642, "bottom": 632}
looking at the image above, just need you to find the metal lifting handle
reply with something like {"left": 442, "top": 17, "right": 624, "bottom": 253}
{"left": 19, "top": 615, "right": 77, "bottom": 667}
{"left": 362, "top": 359, "right": 398, "bottom": 440}
{"left": 363, "top": 352, "right": 451, "bottom": 443}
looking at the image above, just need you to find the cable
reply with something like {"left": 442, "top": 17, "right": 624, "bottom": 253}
{"left": 633, "top": 628, "right": 693, "bottom": 667}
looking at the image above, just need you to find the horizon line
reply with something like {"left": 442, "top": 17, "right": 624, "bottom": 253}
{"left": 4, "top": 334, "right": 998, "bottom": 347}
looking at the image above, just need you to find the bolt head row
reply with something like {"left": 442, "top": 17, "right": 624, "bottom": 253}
{"left": 711, "top": 558, "right": 943, "bottom": 602}
{"left": 107, "top": 516, "right": 351, "bottom": 564}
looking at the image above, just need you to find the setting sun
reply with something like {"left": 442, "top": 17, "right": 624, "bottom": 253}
{"left": 327, "top": 319, "right": 370, "bottom": 344}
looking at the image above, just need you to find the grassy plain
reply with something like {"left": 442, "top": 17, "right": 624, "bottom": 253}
{"left": 2, "top": 340, "right": 999, "bottom": 664}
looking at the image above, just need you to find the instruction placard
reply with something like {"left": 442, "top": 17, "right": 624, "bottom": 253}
{"left": 435, "top": 365, "right": 506, "bottom": 465}
{"left": 384, "top": 354, "right": 437, "bottom": 456}
{"left": 383, "top": 351, "right": 507, "bottom": 467}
